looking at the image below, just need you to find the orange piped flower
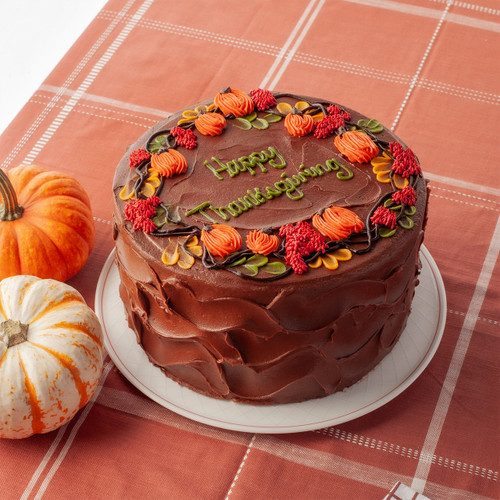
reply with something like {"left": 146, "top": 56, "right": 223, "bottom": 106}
{"left": 195, "top": 112, "right": 226, "bottom": 136}
{"left": 201, "top": 224, "right": 242, "bottom": 257}
{"left": 284, "top": 112, "right": 315, "bottom": 137}
{"left": 150, "top": 149, "right": 188, "bottom": 178}
{"left": 334, "top": 130, "right": 379, "bottom": 163}
{"left": 246, "top": 230, "right": 280, "bottom": 255}
{"left": 312, "top": 206, "right": 364, "bottom": 241}
{"left": 214, "top": 87, "right": 254, "bottom": 117}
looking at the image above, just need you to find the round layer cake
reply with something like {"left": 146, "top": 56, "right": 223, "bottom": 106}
{"left": 112, "top": 88, "right": 428, "bottom": 405}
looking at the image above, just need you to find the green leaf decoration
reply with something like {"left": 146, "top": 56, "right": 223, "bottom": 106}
{"left": 233, "top": 118, "right": 252, "bottom": 130}
{"left": 379, "top": 227, "right": 397, "bottom": 238}
{"left": 242, "top": 264, "right": 259, "bottom": 276}
{"left": 357, "top": 118, "right": 383, "bottom": 133}
{"left": 263, "top": 113, "right": 282, "bottom": 124}
{"left": 404, "top": 205, "right": 416, "bottom": 216}
{"left": 244, "top": 111, "right": 257, "bottom": 122}
{"left": 398, "top": 215, "right": 414, "bottom": 229}
{"left": 149, "top": 135, "right": 167, "bottom": 153}
{"left": 151, "top": 206, "right": 167, "bottom": 228}
{"left": 246, "top": 254, "right": 268, "bottom": 267}
{"left": 261, "top": 262, "right": 287, "bottom": 275}
{"left": 252, "top": 118, "right": 269, "bottom": 130}
{"left": 229, "top": 257, "right": 247, "bottom": 267}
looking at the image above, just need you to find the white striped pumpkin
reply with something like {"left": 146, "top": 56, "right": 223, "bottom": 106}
{"left": 0, "top": 275, "right": 103, "bottom": 439}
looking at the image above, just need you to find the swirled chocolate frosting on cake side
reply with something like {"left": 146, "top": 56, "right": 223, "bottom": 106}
{"left": 112, "top": 88, "right": 428, "bottom": 404}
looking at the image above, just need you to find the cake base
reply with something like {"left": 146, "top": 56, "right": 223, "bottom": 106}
{"left": 96, "top": 246, "right": 446, "bottom": 433}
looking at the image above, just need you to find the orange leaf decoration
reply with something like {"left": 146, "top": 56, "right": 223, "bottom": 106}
{"left": 195, "top": 112, "right": 226, "bottom": 136}
{"left": 214, "top": 87, "right": 254, "bottom": 117}
{"left": 312, "top": 206, "right": 364, "bottom": 241}
{"left": 246, "top": 230, "right": 280, "bottom": 255}
{"left": 284, "top": 112, "right": 315, "bottom": 137}
{"left": 334, "top": 130, "right": 379, "bottom": 163}
{"left": 150, "top": 149, "right": 188, "bottom": 177}
{"left": 201, "top": 224, "right": 242, "bottom": 257}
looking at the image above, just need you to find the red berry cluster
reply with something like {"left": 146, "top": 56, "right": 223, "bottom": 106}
{"left": 392, "top": 186, "right": 417, "bottom": 206}
{"left": 279, "top": 221, "right": 327, "bottom": 274}
{"left": 314, "top": 115, "right": 345, "bottom": 139}
{"left": 124, "top": 196, "right": 161, "bottom": 233}
{"left": 327, "top": 104, "right": 351, "bottom": 122}
{"left": 314, "top": 105, "right": 351, "bottom": 139}
{"left": 249, "top": 88, "right": 276, "bottom": 111}
{"left": 390, "top": 142, "right": 421, "bottom": 178}
{"left": 370, "top": 206, "right": 397, "bottom": 230}
{"left": 171, "top": 127, "right": 197, "bottom": 149}
{"left": 129, "top": 149, "right": 151, "bottom": 168}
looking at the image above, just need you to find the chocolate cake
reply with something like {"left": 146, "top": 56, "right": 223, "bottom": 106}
{"left": 112, "top": 88, "right": 427, "bottom": 404}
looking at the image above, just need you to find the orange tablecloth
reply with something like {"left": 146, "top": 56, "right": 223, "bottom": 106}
{"left": 1, "top": 1, "right": 499, "bottom": 498}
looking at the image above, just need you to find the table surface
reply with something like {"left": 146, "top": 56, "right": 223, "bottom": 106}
{"left": 0, "top": 1, "right": 499, "bottom": 499}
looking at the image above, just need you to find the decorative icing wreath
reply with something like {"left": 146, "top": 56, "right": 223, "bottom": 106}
{"left": 120, "top": 87, "right": 423, "bottom": 280}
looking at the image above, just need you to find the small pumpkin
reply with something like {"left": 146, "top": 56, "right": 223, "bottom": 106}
{"left": 284, "top": 111, "right": 315, "bottom": 137}
{"left": 0, "top": 275, "right": 103, "bottom": 439}
{"left": 214, "top": 87, "right": 254, "bottom": 117}
{"left": 195, "top": 112, "right": 226, "bottom": 136}
{"left": 150, "top": 149, "right": 188, "bottom": 177}
{"left": 201, "top": 224, "right": 242, "bottom": 257}
{"left": 334, "top": 130, "right": 379, "bottom": 163}
{"left": 0, "top": 165, "right": 95, "bottom": 282}
{"left": 246, "top": 230, "right": 279, "bottom": 255}
{"left": 312, "top": 206, "right": 364, "bottom": 241}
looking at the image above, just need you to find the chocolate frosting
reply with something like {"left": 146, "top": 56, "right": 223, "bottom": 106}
{"left": 112, "top": 91, "right": 427, "bottom": 404}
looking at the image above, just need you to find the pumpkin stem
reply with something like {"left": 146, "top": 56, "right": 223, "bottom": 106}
{"left": 1, "top": 319, "right": 29, "bottom": 347}
{"left": 0, "top": 169, "right": 24, "bottom": 221}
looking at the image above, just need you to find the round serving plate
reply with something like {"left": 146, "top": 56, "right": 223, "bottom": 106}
{"left": 95, "top": 246, "right": 446, "bottom": 434}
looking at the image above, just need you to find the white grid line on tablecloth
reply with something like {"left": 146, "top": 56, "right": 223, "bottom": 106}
{"left": 391, "top": 1, "right": 451, "bottom": 131}
{"left": 21, "top": 0, "right": 155, "bottom": 165}
{"left": 0, "top": 0, "right": 138, "bottom": 171}
{"left": 313, "top": 427, "right": 498, "bottom": 482}
{"left": 95, "top": 386, "right": 497, "bottom": 498}
{"left": 411, "top": 213, "right": 500, "bottom": 492}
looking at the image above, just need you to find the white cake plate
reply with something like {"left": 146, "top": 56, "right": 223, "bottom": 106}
{"left": 95, "top": 246, "right": 446, "bottom": 434}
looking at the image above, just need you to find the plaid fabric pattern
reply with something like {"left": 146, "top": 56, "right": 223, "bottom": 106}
{"left": 0, "top": 1, "right": 498, "bottom": 498}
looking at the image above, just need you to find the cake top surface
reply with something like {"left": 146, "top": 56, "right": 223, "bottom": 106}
{"left": 113, "top": 87, "right": 426, "bottom": 281}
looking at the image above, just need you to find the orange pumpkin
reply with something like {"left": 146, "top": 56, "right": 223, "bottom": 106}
{"left": 150, "top": 149, "right": 188, "bottom": 177}
{"left": 284, "top": 112, "right": 315, "bottom": 137}
{"left": 334, "top": 130, "right": 379, "bottom": 163}
{"left": 214, "top": 87, "right": 254, "bottom": 117}
{"left": 312, "top": 206, "right": 364, "bottom": 241}
{"left": 201, "top": 224, "right": 242, "bottom": 257}
{"left": 195, "top": 112, "right": 226, "bottom": 136}
{"left": 246, "top": 230, "right": 279, "bottom": 255}
{"left": 0, "top": 165, "right": 95, "bottom": 282}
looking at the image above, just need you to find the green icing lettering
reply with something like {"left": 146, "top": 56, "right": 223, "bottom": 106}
{"left": 205, "top": 146, "right": 286, "bottom": 180}
{"left": 188, "top": 156, "right": 354, "bottom": 222}
{"left": 267, "top": 146, "right": 287, "bottom": 169}
{"left": 185, "top": 201, "right": 220, "bottom": 223}
{"left": 204, "top": 158, "right": 240, "bottom": 180}
{"left": 326, "top": 158, "right": 353, "bottom": 180}
{"left": 279, "top": 173, "right": 304, "bottom": 200}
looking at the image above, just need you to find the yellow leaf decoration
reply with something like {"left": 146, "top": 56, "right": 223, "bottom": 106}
{"left": 276, "top": 102, "right": 293, "bottom": 114}
{"left": 119, "top": 169, "right": 161, "bottom": 201}
{"left": 161, "top": 235, "right": 202, "bottom": 270}
{"left": 308, "top": 248, "right": 353, "bottom": 270}
{"left": 371, "top": 152, "right": 408, "bottom": 188}
{"left": 178, "top": 104, "right": 216, "bottom": 125}
{"left": 119, "top": 184, "right": 135, "bottom": 201}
